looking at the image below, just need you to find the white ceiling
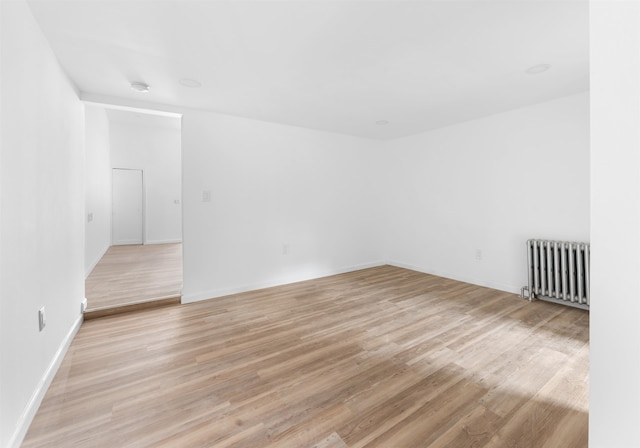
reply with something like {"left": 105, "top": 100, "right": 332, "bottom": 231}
{"left": 27, "top": 0, "right": 588, "bottom": 140}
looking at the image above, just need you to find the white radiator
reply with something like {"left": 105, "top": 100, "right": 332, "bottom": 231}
{"left": 521, "top": 239, "right": 590, "bottom": 310}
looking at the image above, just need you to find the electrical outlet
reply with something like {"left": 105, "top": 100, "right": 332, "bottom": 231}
{"left": 475, "top": 249, "right": 483, "bottom": 261}
{"left": 282, "top": 243, "right": 290, "bottom": 255}
{"left": 202, "top": 190, "right": 211, "bottom": 202}
{"left": 87, "top": 212, "right": 93, "bottom": 223}
{"left": 174, "top": 199, "right": 180, "bottom": 205}
{"left": 38, "top": 307, "right": 46, "bottom": 332}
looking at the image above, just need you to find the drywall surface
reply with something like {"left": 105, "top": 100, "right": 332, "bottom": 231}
{"left": 385, "top": 92, "right": 590, "bottom": 293}
{"left": 109, "top": 117, "right": 182, "bottom": 244}
{"left": 84, "top": 106, "right": 111, "bottom": 276}
{"left": 590, "top": 2, "right": 640, "bottom": 446}
{"left": 181, "top": 110, "right": 385, "bottom": 302}
{"left": 0, "top": 1, "right": 85, "bottom": 446}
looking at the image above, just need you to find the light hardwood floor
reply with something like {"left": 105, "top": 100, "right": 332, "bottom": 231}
{"left": 24, "top": 265, "right": 588, "bottom": 447}
{"left": 85, "top": 243, "right": 182, "bottom": 311}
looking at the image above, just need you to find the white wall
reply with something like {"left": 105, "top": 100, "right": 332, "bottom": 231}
{"left": 0, "top": 1, "right": 85, "bottom": 446}
{"left": 384, "top": 92, "right": 590, "bottom": 293}
{"left": 109, "top": 117, "right": 182, "bottom": 244}
{"left": 181, "top": 110, "right": 386, "bottom": 302}
{"left": 84, "top": 105, "right": 111, "bottom": 276}
{"left": 0, "top": 0, "right": 4, "bottom": 444}
{"left": 590, "top": 2, "right": 640, "bottom": 446}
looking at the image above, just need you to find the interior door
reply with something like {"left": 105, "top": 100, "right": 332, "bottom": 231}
{"left": 112, "top": 168, "right": 143, "bottom": 245}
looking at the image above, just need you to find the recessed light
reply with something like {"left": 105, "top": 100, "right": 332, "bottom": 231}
{"left": 130, "top": 81, "right": 150, "bottom": 93}
{"left": 525, "top": 64, "right": 551, "bottom": 75}
{"left": 376, "top": 120, "right": 389, "bottom": 126}
{"left": 179, "top": 78, "right": 202, "bottom": 88}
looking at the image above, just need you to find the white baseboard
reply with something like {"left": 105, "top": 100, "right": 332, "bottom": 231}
{"left": 181, "top": 261, "right": 385, "bottom": 304}
{"left": 144, "top": 239, "right": 182, "bottom": 245}
{"left": 8, "top": 313, "right": 84, "bottom": 448}
{"left": 386, "top": 260, "right": 521, "bottom": 295}
{"left": 182, "top": 259, "right": 520, "bottom": 305}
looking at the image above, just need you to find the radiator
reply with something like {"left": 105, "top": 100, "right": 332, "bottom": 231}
{"left": 521, "top": 239, "right": 590, "bottom": 310}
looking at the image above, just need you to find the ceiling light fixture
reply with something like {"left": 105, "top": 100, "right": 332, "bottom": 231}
{"left": 130, "top": 81, "right": 150, "bottom": 93}
{"left": 376, "top": 120, "right": 389, "bottom": 126}
{"left": 179, "top": 78, "right": 202, "bottom": 88}
{"left": 525, "top": 64, "right": 551, "bottom": 75}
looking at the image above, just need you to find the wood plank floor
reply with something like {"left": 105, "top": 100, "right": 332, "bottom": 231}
{"left": 85, "top": 243, "right": 182, "bottom": 311}
{"left": 24, "top": 265, "right": 589, "bottom": 447}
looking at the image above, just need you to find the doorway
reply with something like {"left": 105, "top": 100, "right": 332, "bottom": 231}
{"left": 84, "top": 105, "right": 183, "bottom": 315}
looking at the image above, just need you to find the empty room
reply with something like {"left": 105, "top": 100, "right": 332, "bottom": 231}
{"left": 1, "top": 1, "right": 638, "bottom": 447}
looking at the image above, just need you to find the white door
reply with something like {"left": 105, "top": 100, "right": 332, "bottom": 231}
{"left": 112, "top": 168, "right": 143, "bottom": 245}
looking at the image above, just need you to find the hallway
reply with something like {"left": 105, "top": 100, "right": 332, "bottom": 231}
{"left": 85, "top": 243, "right": 182, "bottom": 311}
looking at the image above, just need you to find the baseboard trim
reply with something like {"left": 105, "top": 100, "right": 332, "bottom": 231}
{"left": 144, "top": 239, "right": 182, "bottom": 245}
{"left": 181, "top": 261, "right": 385, "bottom": 304}
{"left": 386, "top": 260, "right": 521, "bottom": 295}
{"left": 8, "top": 313, "right": 84, "bottom": 448}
